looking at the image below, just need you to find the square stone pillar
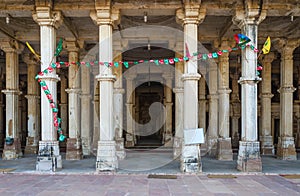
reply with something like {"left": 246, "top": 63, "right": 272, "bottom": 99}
{"left": 33, "top": 6, "right": 63, "bottom": 171}
{"left": 275, "top": 40, "right": 299, "bottom": 160}
{"left": 233, "top": 8, "right": 266, "bottom": 171}
{"left": 0, "top": 39, "right": 23, "bottom": 160}
{"left": 125, "top": 76, "right": 135, "bottom": 147}
{"left": 216, "top": 40, "right": 233, "bottom": 160}
{"left": 163, "top": 74, "right": 173, "bottom": 147}
{"left": 260, "top": 53, "right": 275, "bottom": 155}
{"left": 176, "top": 4, "right": 206, "bottom": 173}
{"left": 65, "top": 40, "right": 83, "bottom": 160}
{"left": 23, "top": 53, "right": 40, "bottom": 154}
{"left": 90, "top": 6, "right": 119, "bottom": 171}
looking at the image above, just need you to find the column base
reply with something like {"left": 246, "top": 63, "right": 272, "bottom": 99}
{"left": 36, "top": 141, "right": 62, "bottom": 172}
{"left": 2, "top": 138, "right": 22, "bottom": 160}
{"left": 207, "top": 136, "right": 218, "bottom": 157}
{"left": 66, "top": 138, "right": 83, "bottom": 160}
{"left": 116, "top": 138, "right": 126, "bottom": 160}
{"left": 125, "top": 133, "right": 134, "bottom": 147}
{"left": 217, "top": 138, "right": 233, "bottom": 160}
{"left": 173, "top": 137, "right": 182, "bottom": 159}
{"left": 180, "top": 144, "right": 202, "bottom": 173}
{"left": 260, "top": 135, "right": 274, "bottom": 155}
{"left": 277, "top": 137, "right": 297, "bottom": 160}
{"left": 25, "top": 137, "right": 38, "bottom": 154}
{"left": 96, "top": 140, "right": 118, "bottom": 172}
{"left": 237, "top": 141, "right": 262, "bottom": 172}
{"left": 164, "top": 134, "right": 173, "bottom": 147}
{"left": 81, "top": 137, "right": 91, "bottom": 156}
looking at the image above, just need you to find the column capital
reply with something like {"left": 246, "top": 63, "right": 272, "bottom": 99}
{"left": 1, "top": 89, "right": 22, "bottom": 95}
{"left": 181, "top": 73, "right": 201, "bottom": 81}
{"left": 261, "top": 52, "right": 275, "bottom": 64}
{"left": 274, "top": 39, "right": 300, "bottom": 58}
{"left": 232, "top": 1, "right": 267, "bottom": 27}
{"left": 33, "top": 7, "right": 63, "bottom": 28}
{"left": 0, "top": 39, "right": 24, "bottom": 54}
{"left": 218, "top": 88, "right": 232, "bottom": 95}
{"left": 238, "top": 76, "right": 261, "bottom": 84}
{"left": 173, "top": 87, "right": 184, "bottom": 94}
{"left": 25, "top": 94, "right": 40, "bottom": 99}
{"left": 90, "top": 7, "right": 120, "bottom": 27}
{"left": 64, "top": 39, "right": 80, "bottom": 53}
{"left": 22, "top": 53, "right": 39, "bottom": 65}
{"left": 176, "top": 4, "right": 206, "bottom": 26}
{"left": 96, "top": 74, "right": 116, "bottom": 82}
{"left": 65, "top": 88, "right": 81, "bottom": 94}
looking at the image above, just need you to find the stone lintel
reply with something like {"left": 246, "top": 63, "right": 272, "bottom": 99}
{"left": 217, "top": 138, "right": 233, "bottom": 160}
{"left": 176, "top": 4, "right": 206, "bottom": 26}
{"left": 277, "top": 136, "right": 297, "bottom": 160}
{"left": 237, "top": 141, "right": 262, "bottom": 172}
{"left": 96, "top": 140, "right": 118, "bottom": 171}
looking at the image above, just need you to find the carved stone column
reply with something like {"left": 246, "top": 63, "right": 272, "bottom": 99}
{"left": 0, "top": 39, "right": 23, "bottom": 160}
{"left": 173, "top": 52, "right": 184, "bottom": 158}
{"left": 33, "top": 5, "right": 63, "bottom": 170}
{"left": 65, "top": 39, "right": 83, "bottom": 160}
{"left": 125, "top": 76, "right": 135, "bottom": 147}
{"left": 217, "top": 40, "right": 233, "bottom": 160}
{"left": 276, "top": 39, "right": 299, "bottom": 160}
{"left": 163, "top": 73, "right": 173, "bottom": 147}
{"left": 0, "top": 71, "right": 4, "bottom": 148}
{"left": 260, "top": 52, "right": 275, "bottom": 155}
{"left": 23, "top": 53, "right": 40, "bottom": 154}
{"left": 59, "top": 72, "right": 68, "bottom": 139}
{"left": 198, "top": 71, "right": 207, "bottom": 154}
{"left": 233, "top": 3, "right": 266, "bottom": 171}
{"left": 208, "top": 61, "right": 218, "bottom": 157}
{"left": 230, "top": 73, "right": 241, "bottom": 149}
{"left": 113, "top": 53, "right": 126, "bottom": 159}
{"left": 90, "top": 4, "right": 119, "bottom": 171}
{"left": 176, "top": 3, "right": 206, "bottom": 173}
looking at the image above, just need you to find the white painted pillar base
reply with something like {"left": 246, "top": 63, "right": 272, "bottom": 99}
{"left": 181, "top": 144, "right": 202, "bottom": 173}
{"left": 237, "top": 141, "right": 262, "bottom": 172}
{"left": 173, "top": 87, "right": 184, "bottom": 159}
{"left": 260, "top": 135, "right": 274, "bottom": 155}
{"left": 96, "top": 140, "right": 118, "bottom": 171}
{"left": 173, "top": 136, "right": 183, "bottom": 159}
{"left": 36, "top": 140, "right": 62, "bottom": 171}
{"left": 277, "top": 136, "right": 297, "bottom": 160}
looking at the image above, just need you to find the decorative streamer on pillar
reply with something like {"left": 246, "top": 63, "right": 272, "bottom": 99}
{"left": 31, "top": 34, "right": 268, "bottom": 142}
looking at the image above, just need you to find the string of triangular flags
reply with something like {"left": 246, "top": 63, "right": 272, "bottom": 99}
{"left": 28, "top": 34, "right": 271, "bottom": 142}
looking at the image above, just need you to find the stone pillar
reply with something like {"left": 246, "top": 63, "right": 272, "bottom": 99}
{"left": 173, "top": 52, "right": 184, "bottom": 158}
{"left": 23, "top": 53, "right": 40, "bottom": 154}
{"left": 207, "top": 61, "right": 219, "bottom": 157}
{"left": 65, "top": 40, "right": 83, "bottom": 160}
{"left": 0, "top": 71, "right": 4, "bottom": 148}
{"left": 198, "top": 73, "right": 207, "bottom": 154}
{"left": 276, "top": 39, "right": 299, "bottom": 160}
{"left": 0, "top": 39, "right": 23, "bottom": 160}
{"left": 81, "top": 56, "right": 92, "bottom": 156}
{"left": 162, "top": 73, "right": 173, "bottom": 147}
{"left": 260, "top": 52, "right": 275, "bottom": 155}
{"left": 90, "top": 5, "right": 119, "bottom": 171}
{"left": 113, "top": 53, "right": 126, "bottom": 159}
{"left": 217, "top": 40, "right": 233, "bottom": 160}
{"left": 33, "top": 6, "right": 63, "bottom": 170}
{"left": 176, "top": 4, "right": 206, "bottom": 173}
{"left": 233, "top": 6, "right": 266, "bottom": 171}
{"left": 230, "top": 73, "right": 241, "bottom": 149}
{"left": 59, "top": 72, "right": 68, "bottom": 137}
{"left": 125, "top": 76, "right": 135, "bottom": 147}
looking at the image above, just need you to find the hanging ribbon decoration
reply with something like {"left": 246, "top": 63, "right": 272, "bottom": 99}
{"left": 33, "top": 34, "right": 265, "bottom": 142}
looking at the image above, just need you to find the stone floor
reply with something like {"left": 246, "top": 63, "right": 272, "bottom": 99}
{"left": 0, "top": 150, "right": 300, "bottom": 195}
{"left": 0, "top": 149, "right": 299, "bottom": 174}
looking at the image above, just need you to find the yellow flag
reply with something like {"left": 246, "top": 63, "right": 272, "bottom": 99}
{"left": 262, "top": 36, "right": 271, "bottom": 54}
{"left": 26, "top": 41, "right": 41, "bottom": 60}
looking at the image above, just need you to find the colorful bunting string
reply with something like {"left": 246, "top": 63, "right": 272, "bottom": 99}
{"left": 34, "top": 34, "right": 267, "bottom": 142}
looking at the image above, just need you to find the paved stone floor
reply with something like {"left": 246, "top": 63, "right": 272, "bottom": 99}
{"left": 0, "top": 150, "right": 300, "bottom": 195}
